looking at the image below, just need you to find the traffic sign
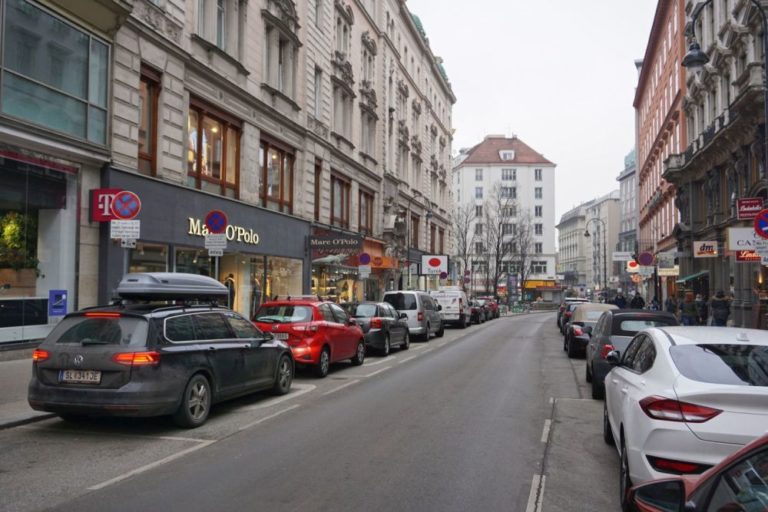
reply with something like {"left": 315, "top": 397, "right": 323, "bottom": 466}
{"left": 110, "top": 191, "right": 141, "bottom": 220}
{"left": 637, "top": 251, "right": 655, "bottom": 266}
{"left": 359, "top": 252, "right": 371, "bottom": 265}
{"left": 204, "top": 210, "right": 228, "bottom": 234}
{"left": 207, "top": 248, "right": 224, "bottom": 257}
{"left": 205, "top": 233, "right": 227, "bottom": 249}
{"left": 110, "top": 219, "right": 140, "bottom": 239}
{"left": 754, "top": 208, "right": 768, "bottom": 239}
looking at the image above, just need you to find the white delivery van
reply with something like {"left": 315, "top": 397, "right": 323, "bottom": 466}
{"left": 429, "top": 287, "right": 469, "bottom": 329}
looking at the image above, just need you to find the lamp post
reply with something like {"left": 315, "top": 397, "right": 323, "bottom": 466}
{"left": 585, "top": 218, "right": 608, "bottom": 301}
{"left": 682, "top": 0, "right": 768, "bottom": 180}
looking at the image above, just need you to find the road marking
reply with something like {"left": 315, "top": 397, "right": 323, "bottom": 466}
{"left": 362, "top": 357, "right": 391, "bottom": 367}
{"left": 525, "top": 474, "right": 545, "bottom": 512}
{"left": 88, "top": 439, "right": 215, "bottom": 491}
{"left": 420, "top": 348, "right": 434, "bottom": 355}
{"left": 410, "top": 344, "right": 428, "bottom": 351}
{"left": 321, "top": 379, "right": 361, "bottom": 396}
{"left": 239, "top": 383, "right": 315, "bottom": 411}
{"left": 541, "top": 419, "right": 551, "bottom": 443}
{"left": 154, "top": 435, "right": 210, "bottom": 443}
{"left": 399, "top": 355, "right": 419, "bottom": 364}
{"left": 360, "top": 366, "right": 392, "bottom": 378}
{"left": 238, "top": 404, "right": 300, "bottom": 431}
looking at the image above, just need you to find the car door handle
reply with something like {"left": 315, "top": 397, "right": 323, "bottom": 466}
{"left": 621, "top": 388, "right": 628, "bottom": 395}
{"left": 208, "top": 346, "right": 217, "bottom": 351}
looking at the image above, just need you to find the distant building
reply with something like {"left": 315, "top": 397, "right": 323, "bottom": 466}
{"left": 617, "top": 150, "right": 638, "bottom": 293}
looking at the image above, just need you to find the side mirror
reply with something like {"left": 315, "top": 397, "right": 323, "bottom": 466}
{"left": 399, "top": 313, "right": 408, "bottom": 319}
{"left": 347, "top": 318, "right": 357, "bottom": 326}
{"left": 628, "top": 478, "right": 685, "bottom": 512}
{"left": 582, "top": 326, "right": 593, "bottom": 335}
{"left": 606, "top": 350, "right": 621, "bottom": 366}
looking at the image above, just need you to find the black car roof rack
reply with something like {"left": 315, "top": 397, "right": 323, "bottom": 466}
{"left": 114, "top": 272, "right": 229, "bottom": 303}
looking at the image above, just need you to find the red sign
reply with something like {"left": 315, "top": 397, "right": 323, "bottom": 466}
{"left": 737, "top": 198, "right": 764, "bottom": 220}
{"left": 754, "top": 209, "right": 768, "bottom": 239}
{"left": 204, "top": 209, "right": 229, "bottom": 234}
{"left": 110, "top": 191, "right": 142, "bottom": 220}
{"left": 736, "top": 250, "right": 761, "bottom": 262}
{"left": 90, "top": 188, "right": 122, "bottom": 222}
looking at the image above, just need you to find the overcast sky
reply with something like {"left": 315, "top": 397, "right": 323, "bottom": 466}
{"left": 406, "top": 0, "right": 658, "bottom": 222}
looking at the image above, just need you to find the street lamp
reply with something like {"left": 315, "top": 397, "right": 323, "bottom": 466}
{"left": 584, "top": 217, "right": 608, "bottom": 300}
{"left": 683, "top": 0, "right": 768, "bottom": 180}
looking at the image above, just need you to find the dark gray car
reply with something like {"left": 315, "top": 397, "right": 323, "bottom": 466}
{"left": 585, "top": 309, "right": 678, "bottom": 399}
{"left": 353, "top": 302, "right": 410, "bottom": 356}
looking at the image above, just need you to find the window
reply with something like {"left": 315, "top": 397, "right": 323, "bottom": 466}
{"left": 138, "top": 65, "right": 161, "bottom": 176}
{"left": 475, "top": 223, "right": 483, "bottom": 235}
{"left": 501, "top": 187, "right": 516, "bottom": 199}
{"left": 430, "top": 223, "right": 436, "bottom": 253}
{"left": 331, "top": 174, "right": 351, "bottom": 229}
{"left": 502, "top": 206, "right": 516, "bottom": 217}
{"left": 264, "top": 2, "right": 300, "bottom": 98}
{"left": 359, "top": 189, "right": 374, "bottom": 236}
{"left": 475, "top": 187, "right": 483, "bottom": 199}
{"left": 535, "top": 223, "right": 543, "bottom": 235}
{"left": 501, "top": 151, "right": 514, "bottom": 160}
{"left": 535, "top": 187, "right": 543, "bottom": 199}
{"left": 314, "top": 159, "right": 322, "bottom": 221}
{"left": 335, "top": 8, "right": 351, "bottom": 55}
{"left": 438, "top": 228, "right": 445, "bottom": 254}
{"left": 502, "top": 168, "right": 516, "bottom": 181}
{"left": 259, "top": 139, "right": 294, "bottom": 213}
{"left": 333, "top": 84, "right": 354, "bottom": 138}
{"left": 474, "top": 242, "right": 484, "bottom": 254}
{"left": 313, "top": 0, "right": 323, "bottom": 26}
{"left": 360, "top": 111, "right": 376, "bottom": 156}
{"left": 475, "top": 205, "right": 483, "bottom": 217}
{"left": 704, "top": 449, "right": 768, "bottom": 511}
{"left": 535, "top": 243, "right": 543, "bottom": 254}
{"left": 1, "top": 0, "right": 110, "bottom": 144}
{"left": 313, "top": 67, "right": 323, "bottom": 117}
{"left": 411, "top": 214, "right": 420, "bottom": 248}
{"left": 193, "top": 313, "right": 234, "bottom": 340}
{"left": 475, "top": 168, "right": 483, "bottom": 181}
{"left": 530, "top": 261, "right": 547, "bottom": 274}
{"left": 535, "top": 205, "right": 543, "bottom": 217}
{"left": 216, "top": 0, "right": 226, "bottom": 48}
{"left": 187, "top": 99, "right": 240, "bottom": 198}
{"left": 535, "top": 168, "right": 543, "bottom": 181}
{"left": 502, "top": 223, "right": 515, "bottom": 235}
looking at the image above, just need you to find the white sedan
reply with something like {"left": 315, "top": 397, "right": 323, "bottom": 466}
{"left": 603, "top": 326, "right": 768, "bottom": 510}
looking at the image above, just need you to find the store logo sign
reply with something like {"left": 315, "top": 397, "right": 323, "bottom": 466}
{"left": 693, "top": 241, "right": 718, "bottom": 258}
{"left": 737, "top": 198, "right": 764, "bottom": 220}
{"left": 188, "top": 218, "right": 260, "bottom": 245}
{"left": 90, "top": 188, "right": 122, "bottom": 222}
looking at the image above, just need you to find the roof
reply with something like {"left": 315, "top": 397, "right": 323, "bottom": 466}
{"left": 458, "top": 136, "right": 554, "bottom": 166}
{"left": 655, "top": 326, "right": 768, "bottom": 346}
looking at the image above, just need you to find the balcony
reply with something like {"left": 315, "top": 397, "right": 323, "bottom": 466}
{"left": 49, "top": 0, "right": 133, "bottom": 35}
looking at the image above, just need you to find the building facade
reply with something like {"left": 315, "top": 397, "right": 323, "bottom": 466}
{"left": 617, "top": 150, "right": 638, "bottom": 294}
{"left": 634, "top": 0, "right": 687, "bottom": 303}
{"left": 0, "top": 0, "right": 455, "bottom": 345}
{"left": 452, "top": 135, "right": 557, "bottom": 301}
{"left": 584, "top": 191, "right": 621, "bottom": 298}
{"left": 556, "top": 202, "right": 590, "bottom": 295}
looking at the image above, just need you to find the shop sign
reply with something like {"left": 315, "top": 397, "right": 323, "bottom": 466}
{"left": 90, "top": 188, "right": 122, "bottom": 222}
{"left": 737, "top": 198, "right": 764, "bottom": 220}
{"left": 736, "top": 250, "right": 761, "bottom": 262}
{"left": 657, "top": 251, "right": 676, "bottom": 270}
{"left": 420, "top": 255, "right": 448, "bottom": 275}
{"left": 626, "top": 260, "right": 639, "bottom": 273}
{"left": 658, "top": 265, "right": 680, "bottom": 277}
{"left": 693, "top": 241, "right": 718, "bottom": 258}
{"left": 611, "top": 251, "right": 634, "bottom": 262}
{"left": 188, "top": 217, "right": 259, "bottom": 245}
{"left": 309, "top": 232, "right": 362, "bottom": 251}
{"left": 638, "top": 266, "right": 654, "bottom": 277}
{"left": 727, "top": 228, "right": 764, "bottom": 251}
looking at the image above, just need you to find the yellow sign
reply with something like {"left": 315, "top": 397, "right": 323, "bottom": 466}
{"left": 524, "top": 280, "right": 555, "bottom": 289}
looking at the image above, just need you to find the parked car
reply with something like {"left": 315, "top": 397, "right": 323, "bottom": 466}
{"left": 626, "top": 432, "right": 768, "bottom": 512}
{"left": 253, "top": 298, "right": 365, "bottom": 378}
{"left": 563, "top": 303, "right": 618, "bottom": 358}
{"left": 560, "top": 301, "right": 584, "bottom": 334}
{"left": 474, "top": 298, "right": 492, "bottom": 322}
{"left": 603, "top": 326, "right": 768, "bottom": 511}
{"left": 27, "top": 273, "right": 294, "bottom": 428}
{"left": 468, "top": 299, "right": 485, "bottom": 324}
{"left": 477, "top": 296, "right": 500, "bottom": 319}
{"left": 352, "top": 302, "right": 410, "bottom": 356}
{"left": 557, "top": 297, "right": 589, "bottom": 328}
{"left": 586, "top": 309, "right": 678, "bottom": 399}
{"left": 429, "top": 287, "right": 469, "bottom": 328}
{"left": 382, "top": 291, "right": 443, "bottom": 341}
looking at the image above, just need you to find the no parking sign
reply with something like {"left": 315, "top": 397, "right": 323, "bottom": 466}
{"left": 754, "top": 209, "right": 768, "bottom": 239}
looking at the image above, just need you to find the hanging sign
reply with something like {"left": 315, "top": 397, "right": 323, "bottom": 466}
{"left": 693, "top": 241, "right": 718, "bottom": 258}
{"left": 737, "top": 198, "right": 763, "bottom": 220}
{"left": 612, "top": 251, "right": 634, "bottom": 262}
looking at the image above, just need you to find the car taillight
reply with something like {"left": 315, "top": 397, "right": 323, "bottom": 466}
{"left": 32, "top": 349, "right": 49, "bottom": 362}
{"left": 600, "top": 344, "right": 615, "bottom": 359}
{"left": 112, "top": 351, "right": 161, "bottom": 366}
{"left": 646, "top": 455, "right": 712, "bottom": 475}
{"left": 572, "top": 326, "right": 583, "bottom": 336}
{"left": 84, "top": 312, "right": 121, "bottom": 317}
{"left": 564, "top": 312, "right": 572, "bottom": 317}
{"left": 292, "top": 324, "right": 319, "bottom": 337}
{"left": 370, "top": 318, "right": 383, "bottom": 329}
{"left": 639, "top": 396, "right": 722, "bottom": 423}
{"left": 417, "top": 312, "right": 424, "bottom": 321}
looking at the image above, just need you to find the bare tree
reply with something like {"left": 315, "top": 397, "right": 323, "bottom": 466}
{"left": 513, "top": 211, "right": 535, "bottom": 302}
{"left": 483, "top": 183, "right": 518, "bottom": 299}
{"left": 449, "top": 201, "right": 475, "bottom": 292}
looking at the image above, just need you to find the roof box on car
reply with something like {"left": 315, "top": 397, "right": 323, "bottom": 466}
{"left": 115, "top": 273, "right": 229, "bottom": 301}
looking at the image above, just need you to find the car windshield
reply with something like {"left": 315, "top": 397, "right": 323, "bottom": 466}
{"left": 354, "top": 304, "right": 378, "bottom": 317}
{"left": 47, "top": 316, "right": 149, "bottom": 347}
{"left": 670, "top": 344, "right": 768, "bottom": 386}
{"left": 254, "top": 305, "right": 313, "bottom": 323}
{"left": 384, "top": 293, "right": 417, "bottom": 310}
{"left": 614, "top": 318, "right": 676, "bottom": 336}
{"left": 584, "top": 310, "right": 605, "bottom": 321}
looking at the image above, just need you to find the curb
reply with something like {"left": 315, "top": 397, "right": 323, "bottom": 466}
{"left": 0, "top": 413, "right": 57, "bottom": 430}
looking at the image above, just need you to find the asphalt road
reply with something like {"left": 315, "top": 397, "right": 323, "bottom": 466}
{"left": 0, "top": 313, "right": 620, "bottom": 512}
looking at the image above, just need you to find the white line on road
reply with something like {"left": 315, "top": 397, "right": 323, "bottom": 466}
{"left": 361, "top": 357, "right": 391, "bottom": 367}
{"left": 399, "top": 355, "right": 419, "bottom": 364}
{"left": 239, "top": 383, "right": 315, "bottom": 411}
{"left": 359, "top": 366, "right": 392, "bottom": 378}
{"left": 420, "top": 348, "right": 434, "bottom": 355}
{"left": 88, "top": 439, "right": 215, "bottom": 491}
{"left": 541, "top": 419, "right": 551, "bottom": 443}
{"left": 238, "top": 404, "right": 301, "bottom": 431}
{"left": 525, "top": 474, "right": 545, "bottom": 512}
{"left": 321, "top": 379, "right": 361, "bottom": 396}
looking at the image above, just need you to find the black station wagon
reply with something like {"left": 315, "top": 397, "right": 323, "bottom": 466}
{"left": 28, "top": 273, "right": 294, "bottom": 428}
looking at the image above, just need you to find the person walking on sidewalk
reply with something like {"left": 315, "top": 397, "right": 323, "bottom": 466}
{"left": 665, "top": 295, "right": 678, "bottom": 317}
{"left": 709, "top": 290, "right": 731, "bottom": 326}
{"left": 680, "top": 292, "right": 699, "bottom": 325}
{"left": 695, "top": 293, "right": 708, "bottom": 326}
{"left": 630, "top": 292, "right": 645, "bottom": 309}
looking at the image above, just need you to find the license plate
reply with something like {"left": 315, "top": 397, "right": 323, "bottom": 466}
{"left": 273, "top": 333, "right": 289, "bottom": 340}
{"left": 59, "top": 370, "right": 102, "bottom": 384}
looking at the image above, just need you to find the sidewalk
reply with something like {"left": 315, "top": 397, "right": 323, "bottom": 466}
{"left": 0, "top": 357, "right": 55, "bottom": 429}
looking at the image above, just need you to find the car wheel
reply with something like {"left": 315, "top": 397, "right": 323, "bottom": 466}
{"left": 173, "top": 373, "right": 211, "bottom": 428}
{"left": 619, "top": 437, "right": 632, "bottom": 512}
{"left": 603, "top": 402, "right": 614, "bottom": 446}
{"left": 314, "top": 347, "right": 331, "bottom": 378}
{"left": 436, "top": 322, "right": 444, "bottom": 338}
{"left": 585, "top": 362, "right": 592, "bottom": 383}
{"left": 460, "top": 315, "right": 467, "bottom": 329}
{"left": 401, "top": 330, "right": 410, "bottom": 350}
{"left": 272, "top": 355, "right": 293, "bottom": 395}
{"left": 351, "top": 340, "right": 365, "bottom": 366}
{"left": 592, "top": 379, "right": 605, "bottom": 400}
{"left": 567, "top": 336, "right": 578, "bottom": 358}
{"left": 421, "top": 324, "right": 430, "bottom": 341}
{"left": 381, "top": 334, "right": 391, "bottom": 356}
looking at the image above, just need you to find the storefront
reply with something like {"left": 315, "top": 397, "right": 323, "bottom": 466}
{"left": 0, "top": 151, "right": 80, "bottom": 345}
{"left": 310, "top": 228, "right": 362, "bottom": 305}
{"left": 97, "top": 168, "right": 310, "bottom": 320}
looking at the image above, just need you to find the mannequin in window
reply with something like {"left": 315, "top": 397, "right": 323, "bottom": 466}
{"left": 223, "top": 274, "right": 236, "bottom": 309}
{"left": 251, "top": 277, "right": 262, "bottom": 319}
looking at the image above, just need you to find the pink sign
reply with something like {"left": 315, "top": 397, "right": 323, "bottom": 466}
{"left": 738, "top": 198, "right": 764, "bottom": 220}
{"left": 90, "top": 188, "right": 122, "bottom": 222}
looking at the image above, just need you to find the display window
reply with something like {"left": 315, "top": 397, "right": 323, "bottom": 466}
{"left": 129, "top": 243, "right": 168, "bottom": 273}
{"left": 0, "top": 155, "right": 78, "bottom": 344}
{"left": 311, "top": 264, "right": 360, "bottom": 305}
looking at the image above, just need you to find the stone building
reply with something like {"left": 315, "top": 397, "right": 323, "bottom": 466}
{"left": 617, "top": 150, "right": 638, "bottom": 294}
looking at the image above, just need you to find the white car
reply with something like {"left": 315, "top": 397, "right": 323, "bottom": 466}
{"left": 603, "top": 326, "right": 768, "bottom": 510}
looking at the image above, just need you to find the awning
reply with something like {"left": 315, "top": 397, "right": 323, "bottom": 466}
{"left": 675, "top": 270, "right": 709, "bottom": 284}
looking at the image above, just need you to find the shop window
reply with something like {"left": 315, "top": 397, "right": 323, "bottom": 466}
{"left": 331, "top": 174, "right": 350, "bottom": 229}
{"left": 138, "top": 65, "right": 161, "bottom": 176}
{"left": 259, "top": 140, "right": 294, "bottom": 213}
{"left": 175, "top": 248, "right": 214, "bottom": 277}
{"left": 129, "top": 243, "right": 168, "bottom": 273}
{"left": 187, "top": 99, "right": 240, "bottom": 199}
{"left": 359, "top": 189, "right": 373, "bottom": 236}
{"left": 266, "top": 256, "right": 302, "bottom": 301}
{"left": 1, "top": 0, "right": 110, "bottom": 144}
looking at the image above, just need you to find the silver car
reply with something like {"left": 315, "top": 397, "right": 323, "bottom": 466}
{"left": 382, "top": 291, "right": 443, "bottom": 341}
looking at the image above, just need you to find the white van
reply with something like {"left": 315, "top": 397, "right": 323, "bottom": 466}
{"left": 429, "top": 287, "right": 469, "bottom": 328}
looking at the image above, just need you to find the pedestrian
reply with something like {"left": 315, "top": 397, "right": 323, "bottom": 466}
{"left": 664, "top": 295, "right": 678, "bottom": 316}
{"left": 709, "top": 290, "right": 731, "bottom": 326}
{"left": 680, "top": 291, "right": 698, "bottom": 325}
{"left": 649, "top": 296, "right": 660, "bottom": 311}
{"left": 630, "top": 292, "right": 645, "bottom": 309}
{"left": 698, "top": 294, "right": 709, "bottom": 326}
{"left": 613, "top": 292, "right": 627, "bottom": 309}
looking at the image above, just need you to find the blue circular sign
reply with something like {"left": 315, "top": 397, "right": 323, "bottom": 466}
{"left": 755, "top": 209, "right": 768, "bottom": 239}
{"left": 359, "top": 252, "right": 371, "bottom": 265}
{"left": 205, "top": 210, "right": 229, "bottom": 234}
{"left": 110, "top": 191, "right": 141, "bottom": 220}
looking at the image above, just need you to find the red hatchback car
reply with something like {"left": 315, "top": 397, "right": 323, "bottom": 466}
{"left": 253, "top": 299, "right": 365, "bottom": 378}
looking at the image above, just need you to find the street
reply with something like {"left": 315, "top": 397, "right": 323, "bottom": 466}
{"left": 1, "top": 313, "right": 618, "bottom": 512}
